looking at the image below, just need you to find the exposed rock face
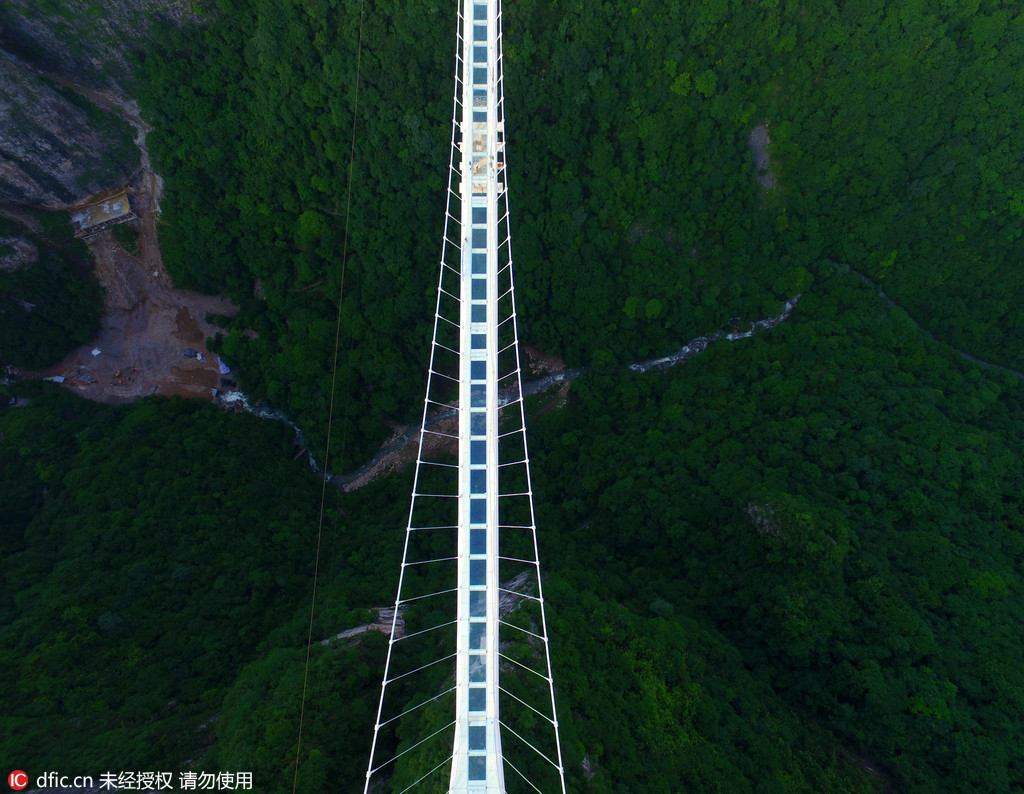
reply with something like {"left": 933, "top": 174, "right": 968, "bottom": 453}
{"left": 0, "top": 0, "right": 197, "bottom": 207}
{"left": 0, "top": 52, "right": 137, "bottom": 207}
{"left": 0, "top": 0, "right": 196, "bottom": 96}
{"left": 0, "top": 235, "right": 38, "bottom": 272}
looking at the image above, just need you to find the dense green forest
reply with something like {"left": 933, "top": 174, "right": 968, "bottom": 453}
{"left": 0, "top": 387, "right": 343, "bottom": 768}
{"left": 2, "top": 0, "right": 1023, "bottom": 791}
{"left": 0, "top": 211, "right": 103, "bottom": 369}
{"left": 136, "top": 0, "right": 1024, "bottom": 468}
{"left": 530, "top": 274, "right": 1024, "bottom": 791}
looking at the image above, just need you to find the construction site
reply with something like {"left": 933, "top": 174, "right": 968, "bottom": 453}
{"left": 22, "top": 94, "right": 238, "bottom": 403}
{"left": 32, "top": 201, "right": 236, "bottom": 402}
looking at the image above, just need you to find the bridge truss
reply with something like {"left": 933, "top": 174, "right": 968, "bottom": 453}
{"left": 363, "top": 0, "right": 566, "bottom": 792}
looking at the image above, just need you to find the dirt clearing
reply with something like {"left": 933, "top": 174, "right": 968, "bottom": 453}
{"left": 18, "top": 72, "right": 238, "bottom": 403}
{"left": 30, "top": 222, "right": 236, "bottom": 402}
{"left": 748, "top": 122, "right": 777, "bottom": 191}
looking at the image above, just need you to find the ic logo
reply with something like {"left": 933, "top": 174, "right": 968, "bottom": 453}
{"left": 8, "top": 771, "right": 28, "bottom": 791}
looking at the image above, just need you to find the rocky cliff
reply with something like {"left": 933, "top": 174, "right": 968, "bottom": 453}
{"left": 0, "top": 51, "right": 138, "bottom": 207}
{"left": 0, "top": 0, "right": 197, "bottom": 207}
{"left": 0, "top": 0, "right": 196, "bottom": 96}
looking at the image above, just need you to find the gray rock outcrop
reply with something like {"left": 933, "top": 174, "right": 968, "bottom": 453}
{"left": 0, "top": 0, "right": 196, "bottom": 96}
{"left": 0, "top": 0, "right": 198, "bottom": 207}
{"left": 0, "top": 52, "right": 136, "bottom": 207}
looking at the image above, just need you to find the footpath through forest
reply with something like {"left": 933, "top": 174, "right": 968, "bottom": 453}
{"left": 843, "top": 264, "right": 1024, "bottom": 380}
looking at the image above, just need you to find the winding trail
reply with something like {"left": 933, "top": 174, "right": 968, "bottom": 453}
{"left": 845, "top": 265, "right": 1024, "bottom": 380}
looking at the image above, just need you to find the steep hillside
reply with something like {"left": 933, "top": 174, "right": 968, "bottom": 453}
{"left": 0, "top": 0, "right": 195, "bottom": 206}
{"left": 0, "top": 0, "right": 195, "bottom": 96}
{"left": 0, "top": 52, "right": 136, "bottom": 206}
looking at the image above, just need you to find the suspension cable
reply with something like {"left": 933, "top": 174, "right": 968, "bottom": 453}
{"left": 292, "top": 1, "right": 366, "bottom": 791}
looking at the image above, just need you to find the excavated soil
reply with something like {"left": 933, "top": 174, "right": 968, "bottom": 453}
{"left": 19, "top": 72, "right": 238, "bottom": 403}
{"left": 30, "top": 224, "right": 236, "bottom": 403}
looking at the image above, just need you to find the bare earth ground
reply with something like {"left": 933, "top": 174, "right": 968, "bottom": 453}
{"left": 17, "top": 75, "right": 238, "bottom": 403}
{"left": 28, "top": 222, "right": 236, "bottom": 402}
{"left": 522, "top": 343, "right": 566, "bottom": 377}
{"left": 339, "top": 414, "right": 459, "bottom": 493}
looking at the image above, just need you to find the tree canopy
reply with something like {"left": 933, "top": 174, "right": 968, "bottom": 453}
{"left": 2, "top": 0, "right": 1023, "bottom": 791}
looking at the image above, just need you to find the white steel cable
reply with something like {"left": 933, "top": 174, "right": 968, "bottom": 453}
{"left": 385, "top": 653, "right": 457, "bottom": 686}
{"left": 498, "top": 621, "right": 548, "bottom": 644}
{"left": 497, "top": 684, "right": 556, "bottom": 726}
{"left": 395, "top": 754, "right": 456, "bottom": 794}
{"left": 396, "top": 587, "right": 459, "bottom": 605}
{"left": 498, "top": 720, "right": 561, "bottom": 770}
{"left": 363, "top": 9, "right": 466, "bottom": 788}
{"left": 496, "top": 587, "right": 541, "bottom": 603}
{"left": 377, "top": 703, "right": 456, "bottom": 734}
{"left": 365, "top": 0, "right": 566, "bottom": 790}
{"left": 402, "top": 557, "right": 459, "bottom": 567}
{"left": 392, "top": 620, "right": 458, "bottom": 643}
{"left": 369, "top": 720, "right": 456, "bottom": 775}
{"left": 496, "top": 651, "right": 551, "bottom": 682}
{"left": 502, "top": 757, "right": 545, "bottom": 794}
{"left": 493, "top": 0, "right": 568, "bottom": 785}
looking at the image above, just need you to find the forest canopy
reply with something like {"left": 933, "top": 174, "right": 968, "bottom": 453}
{"left": 0, "top": 211, "right": 103, "bottom": 370}
{"left": 2, "top": 0, "right": 1023, "bottom": 791}
{"left": 137, "top": 0, "right": 1024, "bottom": 470}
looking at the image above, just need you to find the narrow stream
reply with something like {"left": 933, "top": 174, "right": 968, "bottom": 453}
{"left": 218, "top": 391, "right": 324, "bottom": 476}
{"left": 224, "top": 295, "right": 802, "bottom": 490}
